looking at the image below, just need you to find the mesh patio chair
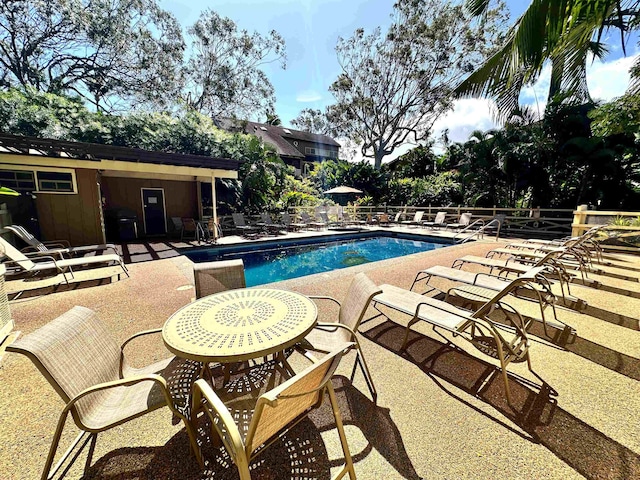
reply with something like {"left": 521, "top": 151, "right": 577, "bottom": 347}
{"left": 423, "top": 211, "right": 447, "bottom": 229}
{"left": 190, "top": 347, "right": 356, "bottom": 479}
{"left": 5, "top": 225, "right": 118, "bottom": 257}
{"left": 232, "top": 213, "right": 260, "bottom": 237}
{"left": 301, "top": 211, "right": 326, "bottom": 230}
{"left": 193, "top": 259, "right": 246, "bottom": 299}
{"left": 6, "top": 306, "right": 200, "bottom": 479}
{"left": 281, "top": 211, "right": 307, "bottom": 231}
{"left": 373, "top": 271, "right": 549, "bottom": 405}
{"left": 297, "top": 272, "right": 382, "bottom": 402}
{"left": 0, "top": 236, "right": 128, "bottom": 287}
{"left": 400, "top": 211, "right": 424, "bottom": 227}
{"left": 447, "top": 212, "right": 473, "bottom": 230}
{"left": 180, "top": 218, "right": 199, "bottom": 241}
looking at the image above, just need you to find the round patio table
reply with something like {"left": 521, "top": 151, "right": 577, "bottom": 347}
{"left": 162, "top": 288, "right": 318, "bottom": 364}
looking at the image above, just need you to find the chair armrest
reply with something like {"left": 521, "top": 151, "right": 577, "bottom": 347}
{"left": 63, "top": 374, "right": 175, "bottom": 428}
{"left": 192, "top": 378, "right": 245, "bottom": 459}
{"left": 120, "top": 328, "right": 163, "bottom": 350}
{"left": 43, "top": 239, "right": 71, "bottom": 248}
{"left": 22, "top": 249, "right": 67, "bottom": 260}
{"left": 307, "top": 295, "right": 341, "bottom": 307}
{"left": 120, "top": 328, "right": 164, "bottom": 375}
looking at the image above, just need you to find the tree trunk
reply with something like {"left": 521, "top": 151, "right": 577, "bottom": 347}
{"left": 374, "top": 150, "right": 384, "bottom": 170}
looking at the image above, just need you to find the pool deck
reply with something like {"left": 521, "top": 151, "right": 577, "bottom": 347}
{"left": 1, "top": 227, "right": 639, "bottom": 479}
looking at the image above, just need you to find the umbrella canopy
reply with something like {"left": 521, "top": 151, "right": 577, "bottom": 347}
{"left": 0, "top": 186, "right": 20, "bottom": 196}
{"left": 323, "top": 186, "right": 363, "bottom": 194}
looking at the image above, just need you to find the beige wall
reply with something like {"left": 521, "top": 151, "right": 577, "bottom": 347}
{"left": 35, "top": 168, "right": 104, "bottom": 246}
{"left": 100, "top": 176, "right": 198, "bottom": 235}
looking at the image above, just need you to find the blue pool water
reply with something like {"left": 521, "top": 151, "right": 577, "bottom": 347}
{"left": 185, "top": 233, "right": 451, "bottom": 287}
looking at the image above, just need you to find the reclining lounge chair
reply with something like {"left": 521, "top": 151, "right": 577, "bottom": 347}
{"left": 372, "top": 272, "right": 549, "bottom": 404}
{"left": 5, "top": 225, "right": 118, "bottom": 257}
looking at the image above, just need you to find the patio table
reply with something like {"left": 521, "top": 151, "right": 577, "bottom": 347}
{"left": 162, "top": 288, "right": 318, "bottom": 365}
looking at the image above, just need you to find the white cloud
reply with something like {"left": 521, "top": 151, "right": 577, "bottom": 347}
{"left": 586, "top": 54, "right": 638, "bottom": 101}
{"left": 431, "top": 98, "right": 498, "bottom": 144}
{"left": 296, "top": 90, "right": 323, "bottom": 102}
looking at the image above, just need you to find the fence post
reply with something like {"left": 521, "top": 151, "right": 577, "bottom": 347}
{"left": 572, "top": 204, "right": 588, "bottom": 236}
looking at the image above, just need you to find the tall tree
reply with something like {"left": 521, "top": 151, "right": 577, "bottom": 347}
{"left": 183, "top": 10, "right": 286, "bottom": 119}
{"left": 329, "top": 0, "right": 507, "bottom": 169}
{"left": 290, "top": 108, "right": 333, "bottom": 134}
{"left": 0, "top": 0, "right": 184, "bottom": 111}
{"left": 456, "top": 0, "right": 640, "bottom": 119}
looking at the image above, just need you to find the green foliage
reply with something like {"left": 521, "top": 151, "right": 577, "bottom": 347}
{"left": 383, "top": 172, "right": 462, "bottom": 206}
{"left": 589, "top": 94, "right": 640, "bottom": 137}
{"left": 385, "top": 143, "right": 438, "bottom": 179}
{"left": 185, "top": 10, "right": 286, "bottom": 118}
{"left": 309, "top": 160, "right": 386, "bottom": 201}
{"left": 277, "top": 176, "right": 324, "bottom": 210}
{"left": 457, "top": 0, "right": 639, "bottom": 120}
{"left": 0, "top": 0, "right": 184, "bottom": 110}
{"left": 610, "top": 216, "right": 631, "bottom": 226}
{"left": 330, "top": 0, "right": 507, "bottom": 169}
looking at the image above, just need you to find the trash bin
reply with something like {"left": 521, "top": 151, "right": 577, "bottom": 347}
{"left": 105, "top": 208, "right": 138, "bottom": 242}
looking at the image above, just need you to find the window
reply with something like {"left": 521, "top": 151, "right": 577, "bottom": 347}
{"left": 0, "top": 167, "right": 76, "bottom": 193}
{"left": 37, "top": 171, "right": 74, "bottom": 192}
{"left": 304, "top": 147, "right": 337, "bottom": 158}
{"left": 0, "top": 170, "right": 36, "bottom": 191}
{"left": 283, "top": 128, "right": 292, "bottom": 134}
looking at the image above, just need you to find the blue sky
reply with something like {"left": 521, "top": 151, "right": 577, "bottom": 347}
{"left": 161, "top": 0, "right": 638, "bottom": 157}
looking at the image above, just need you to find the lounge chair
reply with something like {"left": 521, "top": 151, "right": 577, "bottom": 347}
{"left": 180, "top": 217, "right": 200, "bottom": 241}
{"left": 410, "top": 264, "right": 578, "bottom": 336}
{"left": 231, "top": 213, "right": 260, "bottom": 237}
{"left": 446, "top": 212, "right": 473, "bottom": 230}
{"left": 301, "top": 211, "right": 326, "bottom": 230}
{"left": 372, "top": 272, "right": 547, "bottom": 404}
{"left": 190, "top": 347, "right": 356, "bottom": 478}
{"left": 258, "top": 212, "right": 285, "bottom": 234}
{"left": 422, "top": 211, "right": 447, "bottom": 229}
{"left": 0, "top": 236, "right": 128, "bottom": 286}
{"left": 400, "top": 211, "right": 424, "bottom": 227}
{"left": 6, "top": 306, "right": 200, "bottom": 479}
{"left": 281, "top": 212, "right": 306, "bottom": 231}
{"left": 298, "top": 272, "right": 382, "bottom": 402}
{"left": 5, "top": 225, "right": 118, "bottom": 257}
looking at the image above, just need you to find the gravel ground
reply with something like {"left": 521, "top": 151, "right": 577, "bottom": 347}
{"left": 1, "top": 237, "right": 639, "bottom": 480}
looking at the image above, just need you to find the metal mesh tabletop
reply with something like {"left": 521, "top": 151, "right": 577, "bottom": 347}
{"left": 162, "top": 288, "right": 318, "bottom": 363}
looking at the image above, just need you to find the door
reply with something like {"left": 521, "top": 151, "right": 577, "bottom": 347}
{"left": 141, "top": 188, "right": 166, "bottom": 235}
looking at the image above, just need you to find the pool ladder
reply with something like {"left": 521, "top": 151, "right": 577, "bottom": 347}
{"left": 454, "top": 218, "right": 503, "bottom": 244}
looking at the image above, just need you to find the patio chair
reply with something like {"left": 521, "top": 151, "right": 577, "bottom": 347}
{"left": 400, "top": 211, "right": 424, "bottom": 227}
{"left": 232, "top": 213, "right": 260, "bottom": 237}
{"left": 423, "top": 211, "right": 447, "bottom": 229}
{"left": 410, "top": 264, "right": 578, "bottom": 337}
{"left": 258, "top": 213, "right": 285, "bottom": 234}
{"left": 281, "top": 211, "right": 307, "bottom": 231}
{"left": 301, "top": 211, "right": 326, "bottom": 230}
{"left": 5, "top": 225, "right": 118, "bottom": 257}
{"left": 297, "top": 272, "right": 382, "bottom": 402}
{"left": 180, "top": 218, "right": 199, "bottom": 241}
{"left": 446, "top": 212, "right": 473, "bottom": 230}
{"left": 451, "top": 249, "right": 580, "bottom": 299}
{"left": 194, "top": 259, "right": 246, "bottom": 298}
{"left": 372, "top": 272, "right": 545, "bottom": 404}
{"left": 6, "top": 306, "right": 200, "bottom": 479}
{"left": 190, "top": 347, "right": 356, "bottom": 479}
{"left": 0, "top": 236, "right": 128, "bottom": 286}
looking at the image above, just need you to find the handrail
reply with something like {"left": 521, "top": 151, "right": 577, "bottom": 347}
{"left": 453, "top": 219, "right": 485, "bottom": 243}
{"left": 454, "top": 218, "right": 504, "bottom": 243}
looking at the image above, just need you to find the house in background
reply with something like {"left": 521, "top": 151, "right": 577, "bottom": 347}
{"left": 218, "top": 119, "right": 340, "bottom": 177}
{"left": 0, "top": 133, "right": 239, "bottom": 246}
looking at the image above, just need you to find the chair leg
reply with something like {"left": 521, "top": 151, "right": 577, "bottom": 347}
{"left": 83, "top": 433, "right": 98, "bottom": 477}
{"left": 327, "top": 383, "right": 356, "bottom": 480}
{"left": 41, "top": 410, "right": 68, "bottom": 480}
{"left": 351, "top": 339, "right": 377, "bottom": 402}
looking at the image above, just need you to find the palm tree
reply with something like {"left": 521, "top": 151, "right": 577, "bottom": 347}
{"left": 456, "top": 0, "right": 640, "bottom": 119}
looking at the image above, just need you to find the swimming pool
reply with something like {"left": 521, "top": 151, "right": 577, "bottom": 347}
{"left": 184, "top": 232, "right": 452, "bottom": 287}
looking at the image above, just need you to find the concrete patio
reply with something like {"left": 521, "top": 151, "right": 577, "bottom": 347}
{"left": 0, "top": 232, "right": 638, "bottom": 479}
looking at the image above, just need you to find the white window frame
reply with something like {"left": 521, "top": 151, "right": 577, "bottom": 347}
{"left": 0, "top": 164, "right": 78, "bottom": 194}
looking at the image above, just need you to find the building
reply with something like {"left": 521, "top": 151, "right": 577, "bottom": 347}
{"left": 0, "top": 133, "right": 240, "bottom": 246}
{"left": 218, "top": 119, "right": 340, "bottom": 177}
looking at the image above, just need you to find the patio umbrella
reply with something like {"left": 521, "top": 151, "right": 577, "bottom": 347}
{"left": 0, "top": 186, "right": 20, "bottom": 196}
{"left": 323, "top": 186, "right": 363, "bottom": 194}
